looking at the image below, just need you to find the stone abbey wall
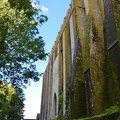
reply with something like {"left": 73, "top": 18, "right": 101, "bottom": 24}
{"left": 40, "top": 0, "right": 120, "bottom": 119}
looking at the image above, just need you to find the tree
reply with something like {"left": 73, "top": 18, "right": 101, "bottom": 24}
{"left": 0, "top": 0, "right": 48, "bottom": 87}
{"left": 0, "top": 83, "right": 25, "bottom": 120}
{"left": 7, "top": 87, "right": 25, "bottom": 120}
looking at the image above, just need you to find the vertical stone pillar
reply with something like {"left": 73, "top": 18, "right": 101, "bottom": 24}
{"left": 40, "top": 77, "right": 44, "bottom": 120}
{"left": 62, "top": 22, "right": 71, "bottom": 115}
{"left": 84, "top": 0, "right": 89, "bottom": 15}
{"left": 58, "top": 37, "right": 63, "bottom": 116}
{"left": 48, "top": 58, "right": 53, "bottom": 120}
{"left": 69, "top": 14, "right": 75, "bottom": 65}
{"left": 103, "top": 0, "right": 120, "bottom": 107}
{"left": 73, "top": 0, "right": 86, "bottom": 59}
{"left": 50, "top": 45, "right": 59, "bottom": 119}
{"left": 47, "top": 64, "right": 50, "bottom": 120}
{"left": 41, "top": 71, "right": 47, "bottom": 120}
{"left": 84, "top": 12, "right": 94, "bottom": 116}
{"left": 44, "top": 70, "right": 47, "bottom": 120}
{"left": 87, "top": 0, "right": 106, "bottom": 114}
{"left": 42, "top": 74, "right": 45, "bottom": 120}
{"left": 46, "top": 67, "right": 48, "bottom": 120}
{"left": 49, "top": 55, "right": 53, "bottom": 119}
{"left": 70, "top": 0, "right": 87, "bottom": 119}
{"left": 98, "top": 0, "right": 104, "bottom": 18}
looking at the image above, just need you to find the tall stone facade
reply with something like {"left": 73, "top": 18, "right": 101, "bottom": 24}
{"left": 40, "top": 0, "right": 120, "bottom": 119}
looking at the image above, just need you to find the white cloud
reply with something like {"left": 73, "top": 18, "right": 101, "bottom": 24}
{"left": 41, "top": 5, "right": 49, "bottom": 13}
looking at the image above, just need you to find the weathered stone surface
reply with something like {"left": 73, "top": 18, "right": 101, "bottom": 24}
{"left": 40, "top": 0, "right": 120, "bottom": 120}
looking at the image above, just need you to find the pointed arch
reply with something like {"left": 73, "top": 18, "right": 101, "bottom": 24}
{"left": 54, "top": 93, "right": 57, "bottom": 117}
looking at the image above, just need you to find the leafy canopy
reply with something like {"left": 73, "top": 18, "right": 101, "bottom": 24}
{"left": 0, "top": 83, "right": 25, "bottom": 120}
{"left": 0, "top": 0, "right": 48, "bottom": 87}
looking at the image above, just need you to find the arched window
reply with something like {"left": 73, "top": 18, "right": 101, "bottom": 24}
{"left": 54, "top": 93, "right": 57, "bottom": 117}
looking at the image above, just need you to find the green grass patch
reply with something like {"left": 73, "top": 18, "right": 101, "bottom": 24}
{"left": 77, "top": 105, "right": 120, "bottom": 120}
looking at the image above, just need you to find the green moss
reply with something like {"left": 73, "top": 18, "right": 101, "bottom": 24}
{"left": 57, "top": 1, "right": 120, "bottom": 120}
{"left": 89, "top": 17, "right": 106, "bottom": 114}
{"left": 103, "top": 0, "right": 120, "bottom": 106}
{"left": 70, "top": 39, "right": 86, "bottom": 119}
{"left": 108, "top": 61, "right": 120, "bottom": 105}
{"left": 54, "top": 106, "right": 120, "bottom": 120}
{"left": 84, "top": 13, "right": 92, "bottom": 71}
{"left": 58, "top": 92, "right": 63, "bottom": 117}
{"left": 114, "top": 0, "right": 120, "bottom": 105}
{"left": 103, "top": 21, "right": 118, "bottom": 107}
{"left": 113, "top": 0, "right": 120, "bottom": 42}
{"left": 77, "top": 105, "right": 120, "bottom": 120}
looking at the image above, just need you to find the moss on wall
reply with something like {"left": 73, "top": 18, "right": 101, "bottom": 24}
{"left": 78, "top": 105, "right": 120, "bottom": 120}
{"left": 58, "top": 37, "right": 63, "bottom": 116}
{"left": 101, "top": 0, "right": 120, "bottom": 113}
{"left": 61, "top": 0, "right": 120, "bottom": 119}
{"left": 86, "top": 0, "right": 106, "bottom": 115}
{"left": 103, "top": 21, "right": 120, "bottom": 110}
{"left": 70, "top": 39, "right": 86, "bottom": 119}
{"left": 113, "top": 0, "right": 120, "bottom": 41}
{"left": 69, "top": 0, "right": 87, "bottom": 118}
{"left": 90, "top": 18, "right": 106, "bottom": 114}
{"left": 63, "top": 22, "right": 71, "bottom": 113}
{"left": 84, "top": 13, "right": 91, "bottom": 71}
{"left": 54, "top": 106, "right": 120, "bottom": 120}
{"left": 73, "top": 0, "right": 86, "bottom": 59}
{"left": 41, "top": 0, "right": 120, "bottom": 120}
{"left": 107, "top": 0, "right": 120, "bottom": 106}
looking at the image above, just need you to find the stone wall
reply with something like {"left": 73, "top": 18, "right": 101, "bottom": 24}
{"left": 40, "top": 0, "right": 120, "bottom": 119}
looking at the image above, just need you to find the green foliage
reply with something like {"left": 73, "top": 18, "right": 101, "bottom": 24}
{"left": 59, "top": 92, "right": 63, "bottom": 107}
{"left": 0, "top": 83, "right": 25, "bottom": 120}
{"left": 0, "top": 0, "right": 48, "bottom": 87}
{"left": 54, "top": 106, "right": 120, "bottom": 120}
{"left": 78, "top": 105, "right": 120, "bottom": 120}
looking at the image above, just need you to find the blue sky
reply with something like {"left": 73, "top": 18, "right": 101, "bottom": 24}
{"left": 24, "top": 0, "right": 71, "bottom": 119}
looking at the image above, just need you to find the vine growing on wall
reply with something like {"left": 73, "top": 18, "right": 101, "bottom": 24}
{"left": 59, "top": 92, "right": 63, "bottom": 110}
